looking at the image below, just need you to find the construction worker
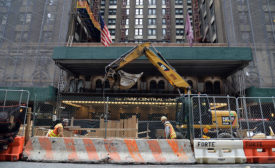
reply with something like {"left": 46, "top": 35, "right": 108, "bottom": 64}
{"left": 161, "top": 116, "right": 177, "bottom": 139}
{"left": 47, "top": 119, "right": 69, "bottom": 137}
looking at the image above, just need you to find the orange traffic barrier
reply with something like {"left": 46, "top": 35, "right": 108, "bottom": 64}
{"left": 243, "top": 140, "right": 275, "bottom": 163}
{"left": 0, "top": 136, "right": 25, "bottom": 161}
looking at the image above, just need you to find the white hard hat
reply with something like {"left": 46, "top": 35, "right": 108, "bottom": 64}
{"left": 161, "top": 116, "right": 167, "bottom": 121}
{"left": 63, "top": 118, "right": 69, "bottom": 123}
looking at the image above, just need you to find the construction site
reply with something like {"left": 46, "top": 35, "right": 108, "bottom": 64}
{"left": 0, "top": 0, "right": 275, "bottom": 165}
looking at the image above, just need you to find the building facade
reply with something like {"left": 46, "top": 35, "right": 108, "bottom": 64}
{"left": 0, "top": 0, "right": 274, "bottom": 121}
{"left": 221, "top": 0, "right": 275, "bottom": 89}
{"left": 0, "top": 0, "right": 71, "bottom": 88}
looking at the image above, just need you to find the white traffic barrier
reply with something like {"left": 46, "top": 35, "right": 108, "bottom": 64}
{"left": 194, "top": 140, "right": 246, "bottom": 164}
{"left": 23, "top": 137, "right": 196, "bottom": 164}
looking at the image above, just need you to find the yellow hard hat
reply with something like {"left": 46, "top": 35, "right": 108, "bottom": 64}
{"left": 161, "top": 116, "right": 167, "bottom": 121}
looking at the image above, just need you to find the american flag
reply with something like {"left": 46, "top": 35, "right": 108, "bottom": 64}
{"left": 185, "top": 13, "right": 194, "bottom": 46}
{"left": 99, "top": 15, "right": 112, "bottom": 47}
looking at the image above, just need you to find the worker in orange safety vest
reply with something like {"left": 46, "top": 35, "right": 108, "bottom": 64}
{"left": 47, "top": 119, "right": 69, "bottom": 137}
{"left": 161, "top": 116, "right": 177, "bottom": 139}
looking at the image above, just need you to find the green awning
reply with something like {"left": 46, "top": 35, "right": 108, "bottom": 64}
{"left": 53, "top": 46, "right": 252, "bottom": 60}
{"left": 0, "top": 86, "right": 57, "bottom": 102}
{"left": 52, "top": 46, "right": 252, "bottom": 77}
{"left": 246, "top": 87, "right": 275, "bottom": 97}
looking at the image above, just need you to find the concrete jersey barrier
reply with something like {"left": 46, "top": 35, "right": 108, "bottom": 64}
{"left": 194, "top": 139, "right": 246, "bottom": 164}
{"left": 23, "top": 137, "right": 195, "bottom": 164}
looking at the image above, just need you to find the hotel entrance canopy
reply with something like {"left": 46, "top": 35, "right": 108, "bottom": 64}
{"left": 53, "top": 44, "right": 252, "bottom": 78}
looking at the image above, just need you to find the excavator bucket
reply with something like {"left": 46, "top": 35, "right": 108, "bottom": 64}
{"left": 118, "top": 70, "right": 143, "bottom": 90}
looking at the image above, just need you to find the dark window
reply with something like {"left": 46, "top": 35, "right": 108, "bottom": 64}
{"left": 175, "top": 8, "right": 183, "bottom": 15}
{"left": 104, "top": 80, "right": 110, "bottom": 89}
{"left": 187, "top": 80, "right": 193, "bottom": 88}
{"left": 150, "top": 80, "right": 157, "bottom": 91}
{"left": 213, "top": 81, "right": 221, "bottom": 94}
{"left": 158, "top": 80, "right": 165, "bottom": 89}
{"left": 96, "top": 79, "right": 102, "bottom": 89}
{"left": 175, "top": 0, "right": 183, "bottom": 5}
{"left": 108, "top": 19, "right": 116, "bottom": 25}
{"left": 109, "top": 0, "right": 117, "bottom": 5}
{"left": 205, "top": 81, "right": 213, "bottom": 94}
{"left": 176, "top": 18, "right": 184, "bottom": 25}
{"left": 109, "top": 9, "right": 116, "bottom": 15}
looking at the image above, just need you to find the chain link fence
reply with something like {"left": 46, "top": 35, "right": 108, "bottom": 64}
{"left": 237, "top": 97, "right": 275, "bottom": 139}
{"left": 187, "top": 95, "right": 275, "bottom": 140}
{"left": 31, "top": 93, "right": 275, "bottom": 140}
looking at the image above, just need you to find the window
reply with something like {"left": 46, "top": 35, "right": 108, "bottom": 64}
{"left": 100, "top": 9, "right": 105, "bottom": 15}
{"left": 0, "top": 0, "right": 11, "bottom": 7}
{"left": 239, "top": 12, "right": 248, "bottom": 24}
{"left": 135, "top": 28, "right": 142, "bottom": 35}
{"left": 162, "top": 28, "right": 166, "bottom": 36}
{"left": 187, "top": 0, "right": 191, "bottom": 5}
{"left": 125, "top": 29, "right": 128, "bottom": 36}
{"left": 136, "top": 0, "right": 143, "bottom": 5}
{"left": 101, "top": 0, "right": 105, "bottom": 5}
{"left": 46, "top": 13, "right": 55, "bottom": 24}
{"left": 148, "top": 18, "right": 156, "bottom": 25}
{"left": 109, "top": 9, "right": 116, "bottom": 15}
{"left": 175, "top": 8, "right": 183, "bottom": 15}
{"left": 1, "top": 14, "right": 7, "bottom": 25}
{"left": 48, "top": 0, "right": 56, "bottom": 6}
{"left": 19, "top": 13, "right": 32, "bottom": 24}
{"left": 149, "top": 0, "right": 156, "bottom": 5}
{"left": 162, "top": 18, "right": 166, "bottom": 24}
{"left": 15, "top": 32, "right": 29, "bottom": 42}
{"left": 43, "top": 31, "right": 53, "bottom": 42}
{"left": 135, "top": 8, "right": 143, "bottom": 15}
{"left": 241, "top": 32, "right": 251, "bottom": 42}
{"left": 175, "top": 18, "right": 184, "bottom": 25}
{"left": 176, "top": 29, "right": 184, "bottom": 35}
{"left": 108, "top": 19, "right": 116, "bottom": 25}
{"left": 211, "top": 22, "right": 216, "bottom": 33}
{"left": 148, "top": 8, "right": 156, "bottom": 15}
{"left": 23, "top": 0, "right": 34, "bottom": 6}
{"left": 162, "top": 0, "right": 166, "bottom": 5}
{"left": 126, "top": 9, "right": 129, "bottom": 15}
{"left": 148, "top": 29, "right": 156, "bottom": 35}
{"left": 109, "top": 0, "right": 117, "bottom": 5}
{"left": 126, "top": 18, "right": 129, "bottom": 25}
{"left": 127, "top": 0, "right": 130, "bottom": 5}
{"left": 109, "top": 29, "right": 115, "bottom": 36}
{"left": 162, "top": 8, "right": 166, "bottom": 15}
{"left": 135, "top": 18, "right": 142, "bottom": 25}
{"left": 175, "top": 0, "right": 183, "bottom": 5}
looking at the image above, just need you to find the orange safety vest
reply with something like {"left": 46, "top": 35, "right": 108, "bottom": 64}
{"left": 48, "top": 123, "right": 63, "bottom": 137}
{"left": 164, "top": 121, "right": 176, "bottom": 139}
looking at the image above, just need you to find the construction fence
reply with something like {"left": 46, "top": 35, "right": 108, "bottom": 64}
{"left": 189, "top": 95, "right": 275, "bottom": 140}
{"left": 31, "top": 94, "right": 275, "bottom": 140}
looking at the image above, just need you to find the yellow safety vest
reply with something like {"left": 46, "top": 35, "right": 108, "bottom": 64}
{"left": 164, "top": 122, "right": 177, "bottom": 139}
{"left": 48, "top": 123, "right": 63, "bottom": 137}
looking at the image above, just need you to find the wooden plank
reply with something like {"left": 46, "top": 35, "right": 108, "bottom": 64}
{"left": 124, "top": 118, "right": 128, "bottom": 138}
{"left": 119, "top": 119, "right": 124, "bottom": 137}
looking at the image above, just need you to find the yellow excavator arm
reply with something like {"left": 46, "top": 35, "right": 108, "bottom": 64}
{"left": 105, "top": 42, "right": 190, "bottom": 94}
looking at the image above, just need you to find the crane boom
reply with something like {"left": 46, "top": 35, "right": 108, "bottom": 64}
{"left": 105, "top": 42, "right": 190, "bottom": 94}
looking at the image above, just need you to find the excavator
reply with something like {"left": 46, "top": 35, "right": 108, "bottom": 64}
{"left": 105, "top": 42, "right": 239, "bottom": 139}
{"left": 104, "top": 42, "right": 191, "bottom": 95}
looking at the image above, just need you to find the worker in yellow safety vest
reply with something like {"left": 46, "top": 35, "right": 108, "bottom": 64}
{"left": 161, "top": 116, "right": 177, "bottom": 139}
{"left": 47, "top": 119, "right": 69, "bottom": 137}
